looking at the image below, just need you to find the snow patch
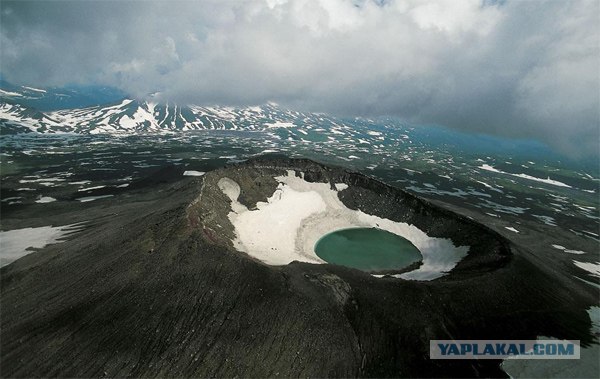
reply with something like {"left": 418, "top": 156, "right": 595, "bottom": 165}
{"left": 78, "top": 185, "right": 106, "bottom": 192}
{"left": 265, "top": 121, "right": 295, "bottom": 128}
{"left": 183, "top": 170, "right": 205, "bottom": 176}
{"left": 76, "top": 195, "right": 114, "bottom": 202}
{"left": 0, "top": 223, "right": 84, "bottom": 267}
{"left": 221, "top": 171, "right": 469, "bottom": 280}
{"left": 480, "top": 164, "right": 571, "bottom": 188}
{"left": 0, "top": 89, "right": 22, "bottom": 97}
{"left": 22, "top": 86, "right": 47, "bottom": 93}
{"left": 35, "top": 196, "right": 56, "bottom": 203}
{"left": 552, "top": 245, "right": 586, "bottom": 254}
{"left": 573, "top": 261, "right": 600, "bottom": 277}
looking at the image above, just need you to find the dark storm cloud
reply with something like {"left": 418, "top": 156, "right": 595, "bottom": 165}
{"left": 1, "top": 0, "right": 598, "bottom": 157}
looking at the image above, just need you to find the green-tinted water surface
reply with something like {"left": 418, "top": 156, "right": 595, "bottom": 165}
{"left": 314, "top": 227, "right": 422, "bottom": 272}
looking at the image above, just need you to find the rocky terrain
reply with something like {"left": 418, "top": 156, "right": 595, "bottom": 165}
{"left": 1, "top": 157, "right": 598, "bottom": 377}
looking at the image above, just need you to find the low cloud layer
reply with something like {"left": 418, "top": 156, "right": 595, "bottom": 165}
{"left": 1, "top": 0, "right": 598, "bottom": 157}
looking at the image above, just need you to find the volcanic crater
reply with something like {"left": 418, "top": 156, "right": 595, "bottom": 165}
{"left": 1, "top": 156, "right": 597, "bottom": 378}
{"left": 189, "top": 157, "right": 511, "bottom": 279}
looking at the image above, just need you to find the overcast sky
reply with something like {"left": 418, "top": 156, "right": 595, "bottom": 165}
{"left": 1, "top": 0, "right": 598, "bottom": 158}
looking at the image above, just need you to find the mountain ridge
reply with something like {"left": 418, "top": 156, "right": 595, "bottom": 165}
{"left": 0, "top": 82, "right": 323, "bottom": 134}
{"left": 0, "top": 95, "right": 317, "bottom": 134}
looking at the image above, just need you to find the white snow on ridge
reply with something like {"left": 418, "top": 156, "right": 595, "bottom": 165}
{"left": 0, "top": 89, "right": 22, "bottom": 97}
{"left": 22, "top": 86, "right": 47, "bottom": 93}
{"left": 0, "top": 103, "right": 61, "bottom": 131}
{"left": 2, "top": 97, "right": 341, "bottom": 134}
{"left": 265, "top": 121, "right": 295, "bottom": 128}
{"left": 119, "top": 106, "right": 157, "bottom": 129}
{"left": 183, "top": 170, "right": 205, "bottom": 176}
{"left": 565, "top": 250, "right": 587, "bottom": 255}
{"left": 479, "top": 164, "right": 571, "bottom": 188}
{"left": 513, "top": 173, "right": 571, "bottom": 188}
{"left": 505, "top": 226, "right": 519, "bottom": 233}
{"left": 479, "top": 164, "right": 502, "bottom": 173}
{"left": 19, "top": 177, "right": 65, "bottom": 183}
{"left": 78, "top": 185, "right": 106, "bottom": 192}
{"left": 552, "top": 245, "right": 586, "bottom": 254}
{"left": 49, "top": 99, "right": 136, "bottom": 132}
{"left": 206, "top": 106, "right": 236, "bottom": 120}
{"left": 475, "top": 180, "right": 503, "bottom": 193}
{"left": 573, "top": 261, "right": 600, "bottom": 278}
{"left": 35, "top": 196, "right": 56, "bottom": 203}
{"left": 76, "top": 195, "right": 114, "bottom": 202}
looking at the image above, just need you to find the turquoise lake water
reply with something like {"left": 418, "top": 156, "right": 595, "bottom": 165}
{"left": 314, "top": 227, "right": 422, "bottom": 272}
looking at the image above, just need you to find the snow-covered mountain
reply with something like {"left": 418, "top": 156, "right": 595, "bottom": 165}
{"left": 0, "top": 96, "right": 322, "bottom": 134}
{"left": 0, "top": 102, "right": 64, "bottom": 133}
{"left": 0, "top": 80, "right": 329, "bottom": 135}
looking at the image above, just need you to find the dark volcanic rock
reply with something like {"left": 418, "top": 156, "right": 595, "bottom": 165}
{"left": 1, "top": 157, "right": 597, "bottom": 378}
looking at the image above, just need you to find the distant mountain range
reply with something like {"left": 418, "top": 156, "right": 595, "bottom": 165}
{"left": 0, "top": 82, "right": 332, "bottom": 134}
{"left": 1, "top": 80, "right": 586, "bottom": 168}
